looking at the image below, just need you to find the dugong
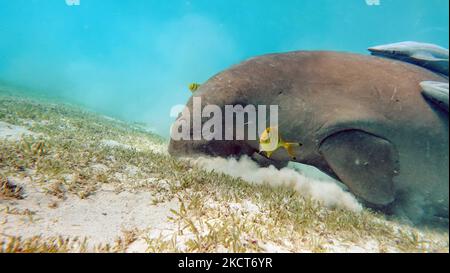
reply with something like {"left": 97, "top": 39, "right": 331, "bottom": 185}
{"left": 169, "top": 51, "right": 449, "bottom": 220}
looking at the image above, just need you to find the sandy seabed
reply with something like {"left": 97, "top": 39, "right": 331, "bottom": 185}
{"left": 0, "top": 93, "right": 448, "bottom": 253}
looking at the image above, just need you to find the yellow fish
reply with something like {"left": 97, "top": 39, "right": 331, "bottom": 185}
{"left": 189, "top": 83, "right": 201, "bottom": 92}
{"left": 259, "top": 127, "right": 301, "bottom": 159}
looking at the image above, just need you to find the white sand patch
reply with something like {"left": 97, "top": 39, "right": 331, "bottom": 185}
{"left": 91, "top": 163, "right": 109, "bottom": 174}
{"left": 145, "top": 142, "right": 168, "bottom": 154}
{"left": 126, "top": 238, "right": 150, "bottom": 253}
{"left": 226, "top": 201, "right": 261, "bottom": 214}
{"left": 0, "top": 176, "right": 179, "bottom": 247}
{"left": 0, "top": 121, "right": 38, "bottom": 141}
{"left": 193, "top": 156, "right": 362, "bottom": 212}
{"left": 261, "top": 242, "right": 291, "bottom": 253}
{"left": 325, "top": 239, "right": 381, "bottom": 253}
{"left": 125, "top": 165, "right": 140, "bottom": 176}
{"left": 100, "top": 138, "right": 167, "bottom": 155}
{"left": 100, "top": 139, "right": 134, "bottom": 150}
{"left": 101, "top": 115, "right": 124, "bottom": 123}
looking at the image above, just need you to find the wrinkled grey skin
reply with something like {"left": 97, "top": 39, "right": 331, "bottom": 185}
{"left": 169, "top": 51, "right": 449, "bottom": 219}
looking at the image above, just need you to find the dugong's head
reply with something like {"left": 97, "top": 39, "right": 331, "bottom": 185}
{"left": 168, "top": 51, "right": 313, "bottom": 162}
{"left": 168, "top": 78, "right": 262, "bottom": 159}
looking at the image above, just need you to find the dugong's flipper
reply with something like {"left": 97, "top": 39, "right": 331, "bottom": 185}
{"left": 319, "top": 130, "right": 399, "bottom": 207}
{"left": 420, "top": 81, "right": 449, "bottom": 112}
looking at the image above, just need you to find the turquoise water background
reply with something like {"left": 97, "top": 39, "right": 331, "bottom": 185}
{"left": 0, "top": 0, "right": 448, "bottom": 136}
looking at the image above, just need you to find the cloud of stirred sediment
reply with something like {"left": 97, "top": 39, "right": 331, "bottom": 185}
{"left": 193, "top": 156, "right": 363, "bottom": 212}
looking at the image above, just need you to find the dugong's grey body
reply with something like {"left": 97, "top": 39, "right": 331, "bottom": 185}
{"left": 169, "top": 51, "right": 449, "bottom": 220}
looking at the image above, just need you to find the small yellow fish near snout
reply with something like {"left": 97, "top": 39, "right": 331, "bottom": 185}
{"left": 259, "top": 127, "right": 301, "bottom": 159}
{"left": 189, "top": 83, "right": 201, "bottom": 92}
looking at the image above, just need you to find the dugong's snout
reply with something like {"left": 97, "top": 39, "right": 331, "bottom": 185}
{"left": 168, "top": 95, "right": 258, "bottom": 158}
{"left": 168, "top": 138, "right": 189, "bottom": 157}
{"left": 168, "top": 138, "right": 254, "bottom": 159}
{"left": 168, "top": 118, "right": 258, "bottom": 158}
{"left": 168, "top": 114, "right": 213, "bottom": 157}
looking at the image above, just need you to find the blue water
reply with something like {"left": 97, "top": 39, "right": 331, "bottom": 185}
{"left": 0, "top": 0, "right": 448, "bottom": 136}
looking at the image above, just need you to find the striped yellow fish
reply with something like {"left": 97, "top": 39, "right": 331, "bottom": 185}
{"left": 259, "top": 127, "right": 301, "bottom": 158}
{"left": 189, "top": 83, "right": 201, "bottom": 92}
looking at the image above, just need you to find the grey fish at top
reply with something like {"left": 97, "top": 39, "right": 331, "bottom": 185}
{"left": 368, "top": 41, "right": 449, "bottom": 76}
